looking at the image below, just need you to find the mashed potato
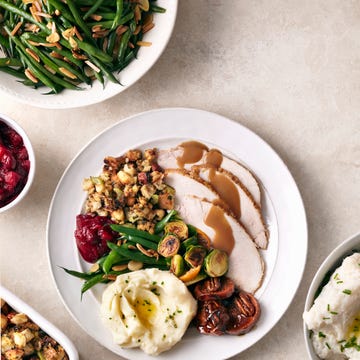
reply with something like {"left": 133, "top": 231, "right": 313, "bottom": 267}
{"left": 303, "top": 252, "right": 360, "bottom": 360}
{"left": 100, "top": 268, "right": 197, "bottom": 355}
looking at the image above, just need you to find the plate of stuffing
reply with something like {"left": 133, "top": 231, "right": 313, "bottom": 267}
{"left": 47, "top": 108, "right": 308, "bottom": 359}
{"left": 0, "top": 0, "right": 177, "bottom": 109}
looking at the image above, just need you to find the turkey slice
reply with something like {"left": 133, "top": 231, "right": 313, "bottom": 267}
{"left": 194, "top": 166, "right": 268, "bottom": 249}
{"left": 157, "top": 145, "right": 262, "bottom": 206}
{"left": 164, "top": 168, "right": 221, "bottom": 205}
{"left": 175, "top": 195, "right": 265, "bottom": 294}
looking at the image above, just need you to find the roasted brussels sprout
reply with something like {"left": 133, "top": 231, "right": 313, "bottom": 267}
{"left": 184, "top": 245, "right": 207, "bottom": 268}
{"left": 164, "top": 221, "right": 189, "bottom": 240}
{"left": 157, "top": 234, "right": 180, "bottom": 257}
{"left": 181, "top": 236, "right": 198, "bottom": 251}
{"left": 170, "top": 254, "right": 185, "bottom": 276}
{"left": 196, "top": 228, "right": 211, "bottom": 249}
{"left": 204, "top": 249, "right": 229, "bottom": 277}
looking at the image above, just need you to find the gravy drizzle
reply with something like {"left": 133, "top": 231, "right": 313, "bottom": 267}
{"left": 204, "top": 204, "right": 235, "bottom": 255}
{"left": 176, "top": 141, "right": 208, "bottom": 168}
{"left": 177, "top": 141, "right": 239, "bottom": 254}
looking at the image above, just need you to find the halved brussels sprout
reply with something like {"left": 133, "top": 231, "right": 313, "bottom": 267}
{"left": 157, "top": 234, "right": 180, "bottom": 257}
{"left": 170, "top": 254, "right": 185, "bottom": 276}
{"left": 164, "top": 221, "right": 189, "bottom": 240}
{"left": 196, "top": 228, "right": 211, "bottom": 249}
{"left": 184, "top": 245, "right": 207, "bottom": 268}
{"left": 204, "top": 249, "right": 229, "bottom": 277}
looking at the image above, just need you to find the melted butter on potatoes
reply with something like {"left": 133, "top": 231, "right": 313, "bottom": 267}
{"left": 101, "top": 268, "right": 197, "bottom": 355}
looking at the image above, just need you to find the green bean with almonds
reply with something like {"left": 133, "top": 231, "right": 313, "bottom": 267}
{"left": 0, "top": 0, "right": 165, "bottom": 93}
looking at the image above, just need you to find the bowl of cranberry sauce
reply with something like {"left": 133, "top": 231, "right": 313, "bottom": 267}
{"left": 0, "top": 114, "right": 35, "bottom": 212}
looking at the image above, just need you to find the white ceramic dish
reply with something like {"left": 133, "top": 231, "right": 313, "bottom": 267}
{"left": 303, "top": 232, "right": 360, "bottom": 359}
{"left": 0, "top": 113, "right": 35, "bottom": 213}
{"left": 47, "top": 108, "right": 308, "bottom": 360}
{"left": 0, "top": 0, "right": 177, "bottom": 109}
{"left": 0, "top": 285, "right": 79, "bottom": 360}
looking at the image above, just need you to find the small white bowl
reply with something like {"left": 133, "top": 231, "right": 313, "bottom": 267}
{"left": 303, "top": 232, "right": 360, "bottom": 359}
{"left": 0, "top": 113, "right": 36, "bottom": 213}
{"left": 0, "top": 285, "right": 79, "bottom": 360}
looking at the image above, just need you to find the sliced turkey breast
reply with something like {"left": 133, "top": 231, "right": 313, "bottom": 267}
{"left": 194, "top": 167, "right": 268, "bottom": 249}
{"left": 157, "top": 145, "right": 262, "bottom": 206}
{"left": 175, "top": 195, "right": 265, "bottom": 294}
{"left": 164, "top": 168, "right": 220, "bottom": 205}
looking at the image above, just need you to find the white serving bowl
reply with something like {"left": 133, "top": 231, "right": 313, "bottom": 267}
{"left": 303, "top": 232, "right": 360, "bottom": 359}
{"left": 0, "top": 0, "right": 178, "bottom": 109}
{"left": 0, "top": 285, "right": 79, "bottom": 360}
{"left": 0, "top": 113, "right": 36, "bottom": 213}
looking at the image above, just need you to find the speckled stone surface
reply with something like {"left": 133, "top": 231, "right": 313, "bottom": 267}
{"left": 0, "top": 1, "right": 359, "bottom": 359}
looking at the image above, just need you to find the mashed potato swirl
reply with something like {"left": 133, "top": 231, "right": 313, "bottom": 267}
{"left": 100, "top": 268, "right": 197, "bottom": 355}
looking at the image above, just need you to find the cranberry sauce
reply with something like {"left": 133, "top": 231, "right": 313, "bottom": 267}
{"left": 0, "top": 120, "right": 30, "bottom": 208}
{"left": 75, "top": 214, "right": 118, "bottom": 263}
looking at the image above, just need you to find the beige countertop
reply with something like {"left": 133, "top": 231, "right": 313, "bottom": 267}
{"left": 1, "top": 1, "right": 359, "bottom": 359}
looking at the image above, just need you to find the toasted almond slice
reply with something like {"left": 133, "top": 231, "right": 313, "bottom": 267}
{"left": 25, "top": 48, "right": 40, "bottom": 62}
{"left": 128, "top": 260, "right": 143, "bottom": 271}
{"left": 46, "top": 32, "right": 60, "bottom": 43}
{"left": 90, "top": 263, "right": 99, "bottom": 273}
{"left": 34, "top": 11, "right": 52, "bottom": 18}
{"left": 74, "top": 26, "right": 83, "bottom": 41}
{"left": 134, "top": 5, "right": 141, "bottom": 23}
{"left": 54, "top": 9, "right": 61, "bottom": 16}
{"left": 128, "top": 42, "right": 135, "bottom": 49}
{"left": 10, "top": 21, "right": 23, "bottom": 36}
{"left": 91, "top": 24, "right": 103, "bottom": 33}
{"left": 72, "top": 51, "right": 88, "bottom": 60}
{"left": 85, "top": 60, "right": 100, "bottom": 73}
{"left": 102, "top": 274, "right": 117, "bottom": 281}
{"left": 49, "top": 51, "right": 63, "bottom": 59}
{"left": 133, "top": 25, "right": 141, "bottom": 35}
{"left": 90, "top": 14, "right": 102, "bottom": 21}
{"left": 68, "top": 36, "right": 78, "bottom": 49}
{"left": 142, "top": 13, "right": 153, "bottom": 28}
{"left": 142, "top": 22, "right": 154, "bottom": 34}
{"left": 136, "top": 41, "right": 152, "bottom": 47}
{"left": 112, "top": 264, "right": 128, "bottom": 271}
{"left": 28, "top": 40, "right": 40, "bottom": 46}
{"left": 116, "top": 25, "right": 128, "bottom": 35}
{"left": 59, "top": 67, "right": 77, "bottom": 79}
{"left": 24, "top": 69, "right": 38, "bottom": 83}
{"left": 44, "top": 64, "right": 56, "bottom": 74}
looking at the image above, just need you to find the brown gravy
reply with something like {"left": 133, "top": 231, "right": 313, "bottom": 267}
{"left": 176, "top": 141, "right": 208, "bottom": 168}
{"left": 204, "top": 204, "right": 235, "bottom": 255}
{"left": 207, "top": 168, "right": 240, "bottom": 218}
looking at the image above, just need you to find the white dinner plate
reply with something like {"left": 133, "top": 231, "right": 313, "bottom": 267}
{"left": 46, "top": 108, "right": 308, "bottom": 360}
{"left": 0, "top": 0, "right": 177, "bottom": 109}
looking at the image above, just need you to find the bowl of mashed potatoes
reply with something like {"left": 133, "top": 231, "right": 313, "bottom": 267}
{"left": 303, "top": 232, "right": 360, "bottom": 360}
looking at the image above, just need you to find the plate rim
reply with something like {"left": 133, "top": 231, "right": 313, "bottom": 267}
{"left": 46, "top": 107, "right": 308, "bottom": 359}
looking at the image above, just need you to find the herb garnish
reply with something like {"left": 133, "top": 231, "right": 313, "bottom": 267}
{"left": 342, "top": 289, "right": 352, "bottom": 295}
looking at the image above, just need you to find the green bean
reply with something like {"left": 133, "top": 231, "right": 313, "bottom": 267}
{"left": 81, "top": 273, "right": 107, "bottom": 296}
{"left": 154, "top": 210, "right": 177, "bottom": 234}
{"left": 117, "top": 28, "right": 131, "bottom": 63}
{"left": 107, "top": 242, "right": 168, "bottom": 267}
{"left": 65, "top": 0, "right": 92, "bottom": 40}
{"left": 102, "top": 249, "right": 127, "bottom": 274}
{"left": 111, "top": 0, "right": 123, "bottom": 30}
{"left": 61, "top": 267, "right": 95, "bottom": 280}
{"left": 87, "top": 54, "right": 120, "bottom": 84}
{"left": 0, "top": 58, "right": 22, "bottom": 67}
{"left": 110, "top": 224, "right": 161, "bottom": 242}
{"left": 76, "top": 38, "right": 113, "bottom": 63}
{"left": 122, "top": 234, "right": 159, "bottom": 251}
{"left": 83, "top": 0, "right": 105, "bottom": 20}
{"left": 150, "top": 4, "right": 166, "bottom": 13}
{"left": 0, "top": 66, "right": 27, "bottom": 80}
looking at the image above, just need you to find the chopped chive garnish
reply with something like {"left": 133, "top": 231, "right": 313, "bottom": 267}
{"left": 319, "top": 331, "right": 326, "bottom": 338}
{"left": 325, "top": 342, "right": 331, "bottom": 349}
{"left": 342, "top": 289, "right": 352, "bottom": 295}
